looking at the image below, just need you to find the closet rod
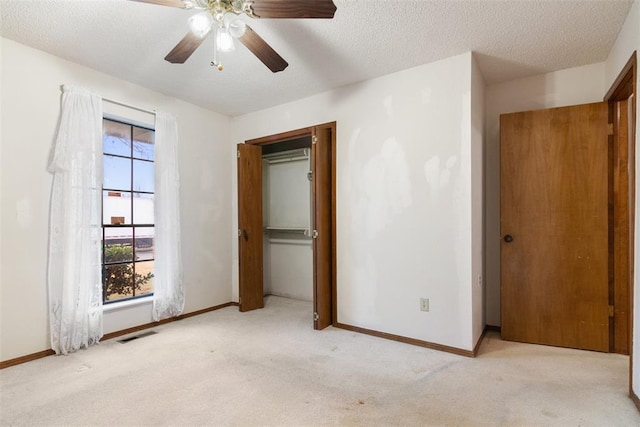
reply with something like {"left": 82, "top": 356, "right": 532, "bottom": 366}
{"left": 265, "top": 155, "right": 309, "bottom": 165}
{"left": 268, "top": 238, "right": 313, "bottom": 246}
{"left": 264, "top": 226, "right": 310, "bottom": 235}
{"left": 263, "top": 148, "right": 309, "bottom": 160}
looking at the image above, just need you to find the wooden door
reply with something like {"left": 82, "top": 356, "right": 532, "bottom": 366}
{"left": 237, "top": 143, "right": 264, "bottom": 312}
{"left": 501, "top": 102, "right": 610, "bottom": 352}
{"left": 312, "top": 125, "right": 333, "bottom": 329}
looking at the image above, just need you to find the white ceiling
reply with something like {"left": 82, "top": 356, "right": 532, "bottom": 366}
{"left": 0, "top": 0, "right": 634, "bottom": 116}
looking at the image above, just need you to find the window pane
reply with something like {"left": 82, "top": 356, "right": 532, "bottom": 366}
{"left": 103, "top": 120, "right": 131, "bottom": 157}
{"left": 136, "top": 260, "right": 154, "bottom": 297}
{"left": 103, "top": 191, "right": 131, "bottom": 225}
{"left": 133, "top": 193, "right": 154, "bottom": 224}
{"left": 102, "top": 118, "right": 155, "bottom": 304}
{"left": 103, "top": 263, "right": 134, "bottom": 301}
{"left": 104, "top": 155, "right": 131, "bottom": 191}
{"left": 133, "top": 127, "right": 154, "bottom": 161}
{"left": 104, "top": 227, "right": 133, "bottom": 263}
{"left": 135, "top": 227, "right": 155, "bottom": 261}
{"left": 133, "top": 160, "right": 154, "bottom": 193}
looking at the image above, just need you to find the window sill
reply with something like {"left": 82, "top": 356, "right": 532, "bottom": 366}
{"left": 103, "top": 296, "right": 153, "bottom": 313}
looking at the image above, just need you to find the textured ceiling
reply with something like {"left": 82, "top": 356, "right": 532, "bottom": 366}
{"left": 0, "top": 0, "right": 634, "bottom": 116}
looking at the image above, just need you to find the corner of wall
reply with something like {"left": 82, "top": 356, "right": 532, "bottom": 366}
{"left": 471, "top": 53, "right": 486, "bottom": 346}
{"left": 604, "top": 0, "right": 639, "bottom": 90}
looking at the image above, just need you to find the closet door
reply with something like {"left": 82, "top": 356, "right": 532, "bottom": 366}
{"left": 312, "top": 126, "right": 333, "bottom": 329}
{"left": 237, "top": 143, "right": 263, "bottom": 312}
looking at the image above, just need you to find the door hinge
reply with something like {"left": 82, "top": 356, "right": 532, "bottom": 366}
{"left": 608, "top": 123, "right": 614, "bottom": 136}
{"left": 307, "top": 171, "right": 313, "bottom": 181}
{"left": 313, "top": 312, "right": 319, "bottom": 321}
{"left": 312, "top": 230, "right": 318, "bottom": 239}
{"left": 312, "top": 135, "right": 318, "bottom": 145}
{"left": 237, "top": 149, "right": 240, "bottom": 158}
{"left": 239, "top": 297, "right": 242, "bottom": 305}
{"left": 238, "top": 229, "right": 241, "bottom": 237}
{"left": 608, "top": 305, "right": 614, "bottom": 317}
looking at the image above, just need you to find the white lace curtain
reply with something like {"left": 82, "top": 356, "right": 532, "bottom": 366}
{"left": 48, "top": 85, "right": 103, "bottom": 355}
{"left": 152, "top": 112, "right": 184, "bottom": 321}
{"left": 48, "top": 89, "right": 183, "bottom": 353}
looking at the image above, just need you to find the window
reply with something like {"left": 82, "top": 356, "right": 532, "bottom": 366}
{"left": 102, "top": 118, "right": 155, "bottom": 303}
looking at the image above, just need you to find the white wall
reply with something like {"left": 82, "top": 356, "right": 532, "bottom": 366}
{"left": 265, "top": 157, "right": 311, "bottom": 229}
{"left": 604, "top": 0, "right": 640, "bottom": 401}
{"left": 484, "top": 62, "right": 607, "bottom": 326}
{"left": 231, "top": 52, "right": 483, "bottom": 351}
{"left": 0, "top": 38, "right": 233, "bottom": 361}
{"left": 267, "top": 240, "right": 313, "bottom": 301}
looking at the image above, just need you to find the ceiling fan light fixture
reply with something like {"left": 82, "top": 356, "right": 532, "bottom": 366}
{"left": 188, "top": 11, "right": 214, "bottom": 38}
{"left": 150, "top": 0, "right": 337, "bottom": 72}
{"left": 217, "top": 27, "right": 235, "bottom": 52}
{"left": 229, "top": 19, "right": 247, "bottom": 38}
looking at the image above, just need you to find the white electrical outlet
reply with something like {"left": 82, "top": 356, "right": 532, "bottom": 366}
{"left": 477, "top": 275, "right": 482, "bottom": 287}
{"left": 420, "top": 298, "right": 429, "bottom": 312}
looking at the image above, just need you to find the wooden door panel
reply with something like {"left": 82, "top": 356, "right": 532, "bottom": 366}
{"left": 237, "top": 143, "right": 264, "bottom": 312}
{"left": 313, "top": 126, "right": 333, "bottom": 330}
{"left": 501, "top": 102, "right": 609, "bottom": 352}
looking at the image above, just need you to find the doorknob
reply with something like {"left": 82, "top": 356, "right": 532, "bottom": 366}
{"left": 504, "top": 234, "right": 514, "bottom": 243}
{"left": 242, "top": 229, "right": 248, "bottom": 241}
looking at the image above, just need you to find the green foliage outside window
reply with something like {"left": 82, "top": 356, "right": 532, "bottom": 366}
{"left": 103, "top": 244, "right": 153, "bottom": 300}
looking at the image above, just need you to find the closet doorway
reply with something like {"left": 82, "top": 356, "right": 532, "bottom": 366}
{"left": 237, "top": 122, "right": 336, "bottom": 329}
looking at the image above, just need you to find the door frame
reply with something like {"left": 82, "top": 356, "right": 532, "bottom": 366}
{"left": 242, "top": 122, "right": 337, "bottom": 327}
{"left": 604, "top": 51, "right": 637, "bottom": 406}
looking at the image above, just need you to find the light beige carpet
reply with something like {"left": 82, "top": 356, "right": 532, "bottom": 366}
{"left": 1, "top": 296, "right": 638, "bottom": 426}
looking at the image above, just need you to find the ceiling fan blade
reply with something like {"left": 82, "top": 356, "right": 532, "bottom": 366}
{"left": 238, "top": 25, "right": 288, "bottom": 73}
{"left": 129, "top": 0, "right": 188, "bottom": 8}
{"left": 164, "top": 31, "right": 207, "bottom": 63}
{"left": 249, "top": 0, "right": 337, "bottom": 19}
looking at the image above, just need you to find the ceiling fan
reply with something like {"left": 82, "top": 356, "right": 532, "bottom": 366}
{"left": 131, "top": 0, "right": 337, "bottom": 72}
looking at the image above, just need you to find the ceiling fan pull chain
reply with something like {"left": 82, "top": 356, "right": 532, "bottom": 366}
{"left": 210, "top": 26, "right": 223, "bottom": 71}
